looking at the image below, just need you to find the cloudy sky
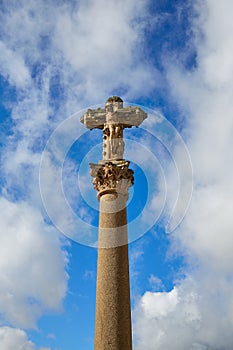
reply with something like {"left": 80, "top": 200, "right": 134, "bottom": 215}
{"left": 0, "top": 0, "right": 233, "bottom": 349}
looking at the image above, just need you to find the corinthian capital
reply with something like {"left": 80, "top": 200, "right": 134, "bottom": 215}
{"left": 90, "top": 160, "right": 134, "bottom": 198}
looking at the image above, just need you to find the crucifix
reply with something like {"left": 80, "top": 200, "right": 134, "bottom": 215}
{"left": 80, "top": 96, "right": 147, "bottom": 350}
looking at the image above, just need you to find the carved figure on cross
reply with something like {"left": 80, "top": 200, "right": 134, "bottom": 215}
{"left": 80, "top": 96, "right": 147, "bottom": 161}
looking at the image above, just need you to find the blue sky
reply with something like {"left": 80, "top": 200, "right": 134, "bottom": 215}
{"left": 1, "top": 1, "right": 233, "bottom": 349}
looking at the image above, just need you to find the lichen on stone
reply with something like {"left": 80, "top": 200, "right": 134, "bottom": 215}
{"left": 106, "top": 96, "right": 123, "bottom": 103}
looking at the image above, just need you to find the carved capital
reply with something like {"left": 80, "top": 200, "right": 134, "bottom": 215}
{"left": 90, "top": 161, "right": 134, "bottom": 197}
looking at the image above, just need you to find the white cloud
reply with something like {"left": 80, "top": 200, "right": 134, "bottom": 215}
{"left": 135, "top": 275, "right": 233, "bottom": 350}
{"left": 0, "top": 0, "right": 160, "bottom": 346}
{"left": 0, "top": 41, "right": 31, "bottom": 88}
{"left": 0, "top": 197, "right": 68, "bottom": 328}
{"left": 134, "top": 0, "right": 233, "bottom": 349}
{"left": 134, "top": 280, "right": 201, "bottom": 350}
{"left": 141, "top": 288, "right": 178, "bottom": 318}
{"left": 149, "top": 274, "right": 164, "bottom": 291}
{"left": 0, "top": 0, "right": 158, "bottom": 113}
{"left": 53, "top": 0, "right": 159, "bottom": 102}
{"left": 5, "top": 0, "right": 233, "bottom": 348}
{"left": 0, "top": 327, "right": 35, "bottom": 350}
{"left": 0, "top": 0, "right": 158, "bottom": 225}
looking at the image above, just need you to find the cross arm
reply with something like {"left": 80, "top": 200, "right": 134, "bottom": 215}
{"left": 80, "top": 108, "right": 106, "bottom": 130}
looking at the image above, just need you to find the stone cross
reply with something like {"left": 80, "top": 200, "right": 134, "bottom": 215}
{"left": 80, "top": 96, "right": 147, "bottom": 198}
{"left": 80, "top": 96, "right": 147, "bottom": 350}
{"left": 80, "top": 96, "right": 147, "bottom": 161}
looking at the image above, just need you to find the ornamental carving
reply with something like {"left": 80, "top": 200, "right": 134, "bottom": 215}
{"left": 103, "top": 124, "right": 124, "bottom": 160}
{"left": 80, "top": 97, "right": 147, "bottom": 198}
{"left": 80, "top": 97, "right": 147, "bottom": 130}
{"left": 90, "top": 161, "right": 134, "bottom": 195}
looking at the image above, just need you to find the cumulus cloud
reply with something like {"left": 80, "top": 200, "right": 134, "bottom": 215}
{"left": 0, "top": 327, "right": 35, "bottom": 350}
{"left": 0, "top": 41, "right": 31, "bottom": 88}
{"left": 0, "top": 0, "right": 158, "bottom": 214}
{"left": 0, "top": 197, "right": 68, "bottom": 329}
{"left": 134, "top": 0, "right": 233, "bottom": 349}
{"left": 53, "top": 0, "right": 159, "bottom": 102}
{"left": 0, "top": 0, "right": 158, "bottom": 113}
{"left": 0, "top": 0, "right": 159, "bottom": 346}
{"left": 5, "top": 0, "right": 232, "bottom": 348}
{"left": 135, "top": 274, "right": 233, "bottom": 350}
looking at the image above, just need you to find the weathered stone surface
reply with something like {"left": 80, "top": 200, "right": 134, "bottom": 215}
{"left": 102, "top": 124, "right": 124, "bottom": 160}
{"left": 80, "top": 98, "right": 147, "bottom": 131}
{"left": 95, "top": 193, "right": 132, "bottom": 349}
{"left": 80, "top": 97, "right": 147, "bottom": 350}
{"left": 90, "top": 161, "right": 134, "bottom": 198}
{"left": 80, "top": 97, "right": 147, "bottom": 161}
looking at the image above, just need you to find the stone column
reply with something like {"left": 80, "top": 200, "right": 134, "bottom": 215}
{"left": 80, "top": 96, "right": 147, "bottom": 350}
{"left": 91, "top": 162, "right": 133, "bottom": 350}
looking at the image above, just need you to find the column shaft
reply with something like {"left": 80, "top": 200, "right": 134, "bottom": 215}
{"left": 94, "top": 193, "right": 132, "bottom": 350}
